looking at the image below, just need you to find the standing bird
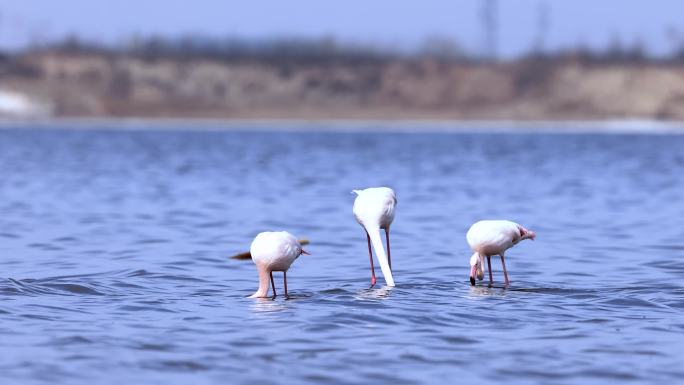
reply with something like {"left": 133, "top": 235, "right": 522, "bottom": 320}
{"left": 249, "top": 231, "right": 308, "bottom": 298}
{"left": 467, "top": 220, "right": 536, "bottom": 287}
{"left": 353, "top": 187, "right": 396, "bottom": 287}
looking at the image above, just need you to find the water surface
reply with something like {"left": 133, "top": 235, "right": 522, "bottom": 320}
{"left": 1, "top": 125, "right": 683, "bottom": 384}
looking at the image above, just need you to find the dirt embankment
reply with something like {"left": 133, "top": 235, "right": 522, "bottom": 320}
{"left": 2, "top": 51, "right": 684, "bottom": 120}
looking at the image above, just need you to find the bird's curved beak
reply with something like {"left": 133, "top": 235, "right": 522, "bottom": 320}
{"left": 301, "top": 249, "right": 310, "bottom": 255}
{"left": 470, "top": 265, "right": 478, "bottom": 286}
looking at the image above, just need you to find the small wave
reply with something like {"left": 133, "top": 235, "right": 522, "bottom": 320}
{"left": 42, "top": 335, "right": 94, "bottom": 346}
{"left": 141, "top": 360, "right": 208, "bottom": 372}
{"left": 40, "top": 283, "right": 104, "bottom": 295}
{"left": 134, "top": 238, "right": 171, "bottom": 245}
{"left": 134, "top": 342, "right": 176, "bottom": 352}
{"left": 6, "top": 278, "right": 105, "bottom": 296}
{"left": 117, "top": 305, "right": 177, "bottom": 313}
{"left": 26, "top": 242, "right": 63, "bottom": 251}
{"left": 0, "top": 269, "right": 151, "bottom": 297}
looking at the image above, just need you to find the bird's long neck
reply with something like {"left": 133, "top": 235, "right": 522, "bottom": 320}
{"left": 250, "top": 264, "right": 271, "bottom": 298}
{"left": 366, "top": 225, "right": 395, "bottom": 286}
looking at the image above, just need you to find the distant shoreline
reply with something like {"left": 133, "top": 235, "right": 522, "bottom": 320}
{"left": 6, "top": 51, "right": 684, "bottom": 124}
{"left": 1, "top": 117, "right": 684, "bottom": 134}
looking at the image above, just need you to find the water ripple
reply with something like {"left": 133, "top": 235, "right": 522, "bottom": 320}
{"left": 0, "top": 128, "right": 683, "bottom": 385}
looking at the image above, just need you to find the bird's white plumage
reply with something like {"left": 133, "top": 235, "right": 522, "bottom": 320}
{"left": 466, "top": 220, "right": 523, "bottom": 257}
{"left": 353, "top": 187, "right": 396, "bottom": 286}
{"left": 250, "top": 231, "right": 303, "bottom": 272}
{"left": 466, "top": 220, "right": 535, "bottom": 287}
{"left": 352, "top": 187, "right": 396, "bottom": 230}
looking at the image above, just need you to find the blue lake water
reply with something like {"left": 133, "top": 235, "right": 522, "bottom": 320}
{"left": 1, "top": 124, "right": 683, "bottom": 384}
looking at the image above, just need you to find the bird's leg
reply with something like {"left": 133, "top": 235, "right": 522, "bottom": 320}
{"left": 500, "top": 255, "right": 510, "bottom": 287}
{"left": 366, "top": 232, "right": 377, "bottom": 287}
{"left": 270, "top": 271, "right": 277, "bottom": 298}
{"left": 283, "top": 271, "right": 288, "bottom": 298}
{"left": 385, "top": 227, "right": 392, "bottom": 270}
{"left": 487, "top": 256, "right": 493, "bottom": 287}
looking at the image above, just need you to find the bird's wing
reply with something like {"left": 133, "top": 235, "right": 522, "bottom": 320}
{"left": 468, "top": 221, "right": 516, "bottom": 251}
{"left": 482, "top": 228, "right": 512, "bottom": 249}
{"left": 383, "top": 193, "right": 396, "bottom": 216}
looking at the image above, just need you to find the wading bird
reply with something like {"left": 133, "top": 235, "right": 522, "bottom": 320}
{"left": 353, "top": 187, "right": 396, "bottom": 287}
{"left": 249, "top": 231, "right": 308, "bottom": 298}
{"left": 467, "top": 220, "right": 536, "bottom": 287}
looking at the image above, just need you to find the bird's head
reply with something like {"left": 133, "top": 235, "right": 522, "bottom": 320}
{"left": 469, "top": 253, "right": 484, "bottom": 286}
{"left": 519, "top": 226, "right": 536, "bottom": 241}
{"left": 296, "top": 239, "right": 311, "bottom": 256}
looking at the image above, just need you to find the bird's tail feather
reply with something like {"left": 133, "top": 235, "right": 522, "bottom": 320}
{"left": 231, "top": 239, "right": 310, "bottom": 260}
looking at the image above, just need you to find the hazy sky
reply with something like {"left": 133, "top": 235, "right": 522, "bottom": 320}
{"left": 1, "top": 0, "right": 683, "bottom": 57}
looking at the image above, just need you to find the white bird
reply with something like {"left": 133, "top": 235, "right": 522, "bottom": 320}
{"left": 467, "top": 220, "right": 536, "bottom": 287}
{"left": 249, "top": 231, "right": 308, "bottom": 298}
{"left": 353, "top": 187, "right": 396, "bottom": 287}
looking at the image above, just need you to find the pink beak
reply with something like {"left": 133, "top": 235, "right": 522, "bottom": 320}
{"left": 469, "top": 265, "right": 478, "bottom": 286}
